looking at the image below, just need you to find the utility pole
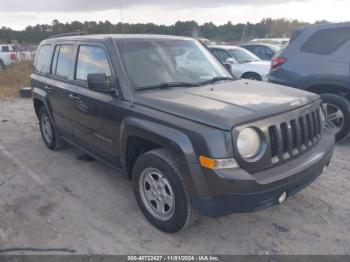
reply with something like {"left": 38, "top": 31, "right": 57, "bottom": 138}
{"left": 241, "top": 25, "right": 246, "bottom": 43}
{"left": 120, "top": 0, "right": 125, "bottom": 34}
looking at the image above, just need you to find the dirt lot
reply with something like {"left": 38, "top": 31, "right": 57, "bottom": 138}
{"left": 0, "top": 98, "right": 349, "bottom": 255}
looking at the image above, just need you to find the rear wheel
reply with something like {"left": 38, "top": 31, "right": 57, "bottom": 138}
{"left": 241, "top": 72, "right": 262, "bottom": 81}
{"left": 132, "top": 148, "right": 199, "bottom": 233}
{"left": 321, "top": 93, "right": 350, "bottom": 141}
{"left": 38, "top": 106, "right": 66, "bottom": 150}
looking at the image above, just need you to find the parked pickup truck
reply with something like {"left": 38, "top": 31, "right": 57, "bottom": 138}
{"left": 31, "top": 34, "right": 335, "bottom": 233}
{"left": 0, "top": 44, "right": 16, "bottom": 70}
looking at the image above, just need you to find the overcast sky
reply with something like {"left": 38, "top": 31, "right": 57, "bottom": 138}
{"left": 0, "top": 0, "right": 348, "bottom": 30}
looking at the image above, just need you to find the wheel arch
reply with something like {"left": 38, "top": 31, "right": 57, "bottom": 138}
{"left": 32, "top": 87, "right": 55, "bottom": 123}
{"left": 305, "top": 84, "right": 350, "bottom": 99}
{"left": 119, "top": 117, "right": 198, "bottom": 194}
{"left": 241, "top": 71, "right": 262, "bottom": 80}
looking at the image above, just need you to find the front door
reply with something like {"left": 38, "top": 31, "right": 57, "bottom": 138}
{"left": 69, "top": 44, "right": 123, "bottom": 166}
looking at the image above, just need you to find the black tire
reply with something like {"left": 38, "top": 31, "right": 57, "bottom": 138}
{"left": 241, "top": 72, "right": 262, "bottom": 81}
{"left": 321, "top": 93, "right": 350, "bottom": 142}
{"left": 38, "top": 106, "right": 66, "bottom": 150}
{"left": 132, "top": 148, "right": 199, "bottom": 233}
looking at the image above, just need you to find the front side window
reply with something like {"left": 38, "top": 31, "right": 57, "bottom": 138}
{"left": 35, "top": 45, "right": 52, "bottom": 74}
{"left": 76, "top": 46, "right": 112, "bottom": 81}
{"left": 54, "top": 45, "right": 74, "bottom": 79}
{"left": 117, "top": 39, "right": 231, "bottom": 89}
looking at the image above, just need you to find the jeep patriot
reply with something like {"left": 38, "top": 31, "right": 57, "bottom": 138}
{"left": 31, "top": 34, "right": 335, "bottom": 233}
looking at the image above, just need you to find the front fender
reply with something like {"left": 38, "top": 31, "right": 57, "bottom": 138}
{"left": 119, "top": 117, "right": 209, "bottom": 197}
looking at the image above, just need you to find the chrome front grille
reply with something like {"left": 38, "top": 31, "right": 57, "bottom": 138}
{"left": 268, "top": 107, "right": 322, "bottom": 163}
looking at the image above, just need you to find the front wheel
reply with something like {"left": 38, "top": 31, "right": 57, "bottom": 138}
{"left": 321, "top": 93, "right": 350, "bottom": 141}
{"left": 132, "top": 149, "right": 199, "bottom": 233}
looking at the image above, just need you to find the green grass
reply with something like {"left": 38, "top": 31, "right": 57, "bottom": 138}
{"left": 0, "top": 61, "right": 32, "bottom": 98}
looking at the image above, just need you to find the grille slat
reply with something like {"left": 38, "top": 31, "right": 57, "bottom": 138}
{"left": 276, "top": 125, "right": 284, "bottom": 160}
{"left": 306, "top": 114, "right": 314, "bottom": 143}
{"left": 316, "top": 108, "right": 322, "bottom": 135}
{"left": 299, "top": 117, "right": 306, "bottom": 147}
{"left": 311, "top": 111, "right": 318, "bottom": 138}
{"left": 280, "top": 123, "right": 289, "bottom": 154}
{"left": 268, "top": 107, "right": 322, "bottom": 164}
{"left": 302, "top": 116, "right": 309, "bottom": 146}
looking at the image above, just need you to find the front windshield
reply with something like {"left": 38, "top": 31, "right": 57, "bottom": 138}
{"left": 228, "top": 48, "right": 260, "bottom": 63}
{"left": 116, "top": 38, "right": 232, "bottom": 89}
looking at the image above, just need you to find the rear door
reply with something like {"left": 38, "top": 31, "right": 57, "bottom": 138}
{"left": 47, "top": 43, "right": 77, "bottom": 140}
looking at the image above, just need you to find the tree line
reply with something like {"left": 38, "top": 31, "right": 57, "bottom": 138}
{"left": 0, "top": 18, "right": 315, "bottom": 44}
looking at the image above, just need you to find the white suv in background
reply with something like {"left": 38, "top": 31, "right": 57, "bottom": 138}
{"left": 0, "top": 44, "right": 17, "bottom": 70}
{"left": 209, "top": 45, "right": 270, "bottom": 81}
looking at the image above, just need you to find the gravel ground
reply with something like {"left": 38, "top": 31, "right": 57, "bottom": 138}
{"left": 0, "top": 98, "right": 349, "bottom": 255}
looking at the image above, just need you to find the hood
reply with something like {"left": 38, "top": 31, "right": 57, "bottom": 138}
{"left": 134, "top": 80, "right": 319, "bottom": 130}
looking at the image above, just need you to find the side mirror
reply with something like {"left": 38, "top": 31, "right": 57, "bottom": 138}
{"left": 87, "top": 73, "right": 115, "bottom": 94}
{"left": 225, "top": 57, "right": 236, "bottom": 64}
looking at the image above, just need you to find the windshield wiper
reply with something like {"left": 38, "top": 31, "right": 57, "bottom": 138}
{"left": 197, "top": 76, "right": 235, "bottom": 86}
{"left": 138, "top": 81, "right": 198, "bottom": 91}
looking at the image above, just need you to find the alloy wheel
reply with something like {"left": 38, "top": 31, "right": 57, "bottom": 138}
{"left": 139, "top": 167, "right": 175, "bottom": 221}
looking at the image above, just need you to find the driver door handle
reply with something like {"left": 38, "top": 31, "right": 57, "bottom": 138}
{"left": 68, "top": 93, "right": 81, "bottom": 102}
{"left": 44, "top": 85, "right": 54, "bottom": 93}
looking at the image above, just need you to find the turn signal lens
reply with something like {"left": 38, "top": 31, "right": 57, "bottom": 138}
{"left": 199, "top": 156, "right": 239, "bottom": 169}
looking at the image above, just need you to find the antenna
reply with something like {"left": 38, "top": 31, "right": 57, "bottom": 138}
{"left": 120, "top": 0, "right": 125, "bottom": 34}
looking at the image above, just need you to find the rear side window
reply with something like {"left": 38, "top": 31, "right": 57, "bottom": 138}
{"left": 300, "top": 27, "right": 350, "bottom": 55}
{"left": 35, "top": 45, "right": 52, "bottom": 74}
{"left": 76, "top": 45, "right": 112, "bottom": 81}
{"left": 52, "top": 45, "right": 74, "bottom": 79}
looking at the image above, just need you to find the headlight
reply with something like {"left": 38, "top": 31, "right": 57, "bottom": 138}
{"left": 237, "top": 127, "right": 261, "bottom": 159}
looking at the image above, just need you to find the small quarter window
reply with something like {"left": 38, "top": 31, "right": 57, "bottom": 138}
{"left": 76, "top": 46, "right": 112, "bottom": 81}
{"left": 35, "top": 45, "right": 53, "bottom": 74}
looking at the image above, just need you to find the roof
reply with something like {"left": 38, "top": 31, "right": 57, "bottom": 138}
{"left": 208, "top": 45, "right": 243, "bottom": 50}
{"left": 42, "top": 34, "right": 194, "bottom": 44}
{"left": 240, "top": 42, "right": 279, "bottom": 48}
{"left": 296, "top": 21, "right": 350, "bottom": 32}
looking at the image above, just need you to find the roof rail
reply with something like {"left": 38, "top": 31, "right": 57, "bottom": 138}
{"left": 49, "top": 31, "right": 88, "bottom": 39}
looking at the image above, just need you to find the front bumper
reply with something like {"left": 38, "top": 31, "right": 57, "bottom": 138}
{"left": 191, "top": 130, "right": 335, "bottom": 217}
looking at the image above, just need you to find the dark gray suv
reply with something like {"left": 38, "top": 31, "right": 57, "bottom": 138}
{"left": 269, "top": 22, "right": 350, "bottom": 141}
{"left": 32, "top": 34, "right": 334, "bottom": 233}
